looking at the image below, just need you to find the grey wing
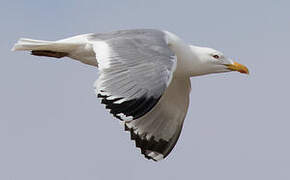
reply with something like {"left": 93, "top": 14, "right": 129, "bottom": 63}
{"left": 90, "top": 29, "right": 177, "bottom": 120}
{"left": 125, "top": 77, "right": 191, "bottom": 161}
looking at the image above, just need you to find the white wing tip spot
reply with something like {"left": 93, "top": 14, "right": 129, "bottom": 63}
{"left": 106, "top": 95, "right": 120, "bottom": 100}
{"left": 146, "top": 151, "right": 164, "bottom": 161}
{"left": 113, "top": 98, "right": 127, "bottom": 104}
{"left": 116, "top": 113, "right": 133, "bottom": 121}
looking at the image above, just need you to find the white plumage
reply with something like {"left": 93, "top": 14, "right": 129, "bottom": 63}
{"left": 12, "top": 29, "right": 248, "bottom": 161}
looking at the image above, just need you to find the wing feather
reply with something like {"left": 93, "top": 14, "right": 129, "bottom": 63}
{"left": 90, "top": 29, "right": 177, "bottom": 120}
{"left": 124, "top": 77, "right": 191, "bottom": 161}
{"left": 90, "top": 29, "right": 191, "bottom": 161}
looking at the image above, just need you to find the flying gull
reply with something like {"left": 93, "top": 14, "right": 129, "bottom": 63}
{"left": 12, "top": 29, "right": 249, "bottom": 161}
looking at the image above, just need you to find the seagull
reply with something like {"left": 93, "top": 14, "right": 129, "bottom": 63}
{"left": 12, "top": 29, "right": 249, "bottom": 161}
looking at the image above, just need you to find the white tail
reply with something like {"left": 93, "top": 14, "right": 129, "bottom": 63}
{"left": 12, "top": 34, "right": 97, "bottom": 64}
{"left": 12, "top": 38, "right": 74, "bottom": 58}
{"left": 11, "top": 38, "right": 55, "bottom": 51}
{"left": 11, "top": 36, "right": 84, "bottom": 52}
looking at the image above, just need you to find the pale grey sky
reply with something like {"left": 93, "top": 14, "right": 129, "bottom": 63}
{"left": 1, "top": 0, "right": 290, "bottom": 179}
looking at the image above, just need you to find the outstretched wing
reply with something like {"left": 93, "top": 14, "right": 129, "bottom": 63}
{"left": 124, "top": 77, "right": 191, "bottom": 161}
{"left": 89, "top": 29, "right": 177, "bottom": 121}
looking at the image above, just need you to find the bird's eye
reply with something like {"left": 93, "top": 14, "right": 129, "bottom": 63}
{"left": 212, "top": 55, "right": 220, "bottom": 59}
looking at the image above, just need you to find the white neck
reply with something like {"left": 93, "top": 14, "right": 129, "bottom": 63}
{"left": 187, "top": 45, "right": 214, "bottom": 76}
{"left": 174, "top": 45, "right": 212, "bottom": 77}
{"left": 164, "top": 31, "right": 216, "bottom": 77}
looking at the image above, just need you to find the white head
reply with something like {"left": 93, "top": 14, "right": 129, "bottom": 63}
{"left": 189, "top": 46, "right": 249, "bottom": 76}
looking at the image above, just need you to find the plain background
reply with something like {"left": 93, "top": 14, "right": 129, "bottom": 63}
{"left": 1, "top": 0, "right": 290, "bottom": 179}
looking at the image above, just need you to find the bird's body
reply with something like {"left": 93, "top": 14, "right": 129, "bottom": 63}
{"left": 12, "top": 29, "right": 248, "bottom": 161}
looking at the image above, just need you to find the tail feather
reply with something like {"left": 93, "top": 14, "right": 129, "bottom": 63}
{"left": 12, "top": 38, "right": 53, "bottom": 51}
{"left": 12, "top": 35, "right": 93, "bottom": 60}
{"left": 12, "top": 37, "right": 81, "bottom": 54}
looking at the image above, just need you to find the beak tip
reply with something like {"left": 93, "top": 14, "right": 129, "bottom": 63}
{"left": 228, "top": 62, "right": 249, "bottom": 75}
{"left": 241, "top": 68, "right": 249, "bottom": 75}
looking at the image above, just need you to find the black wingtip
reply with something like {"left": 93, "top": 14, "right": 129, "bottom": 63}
{"left": 124, "top": 123, "right": 169, "bottom": 161}
{"left": 97, "top": 91, "right": 161, "bottom": 121}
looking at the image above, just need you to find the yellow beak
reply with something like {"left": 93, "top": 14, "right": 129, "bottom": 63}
{"left": 226, "top": 62, "right": 249, "bottom": 74}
